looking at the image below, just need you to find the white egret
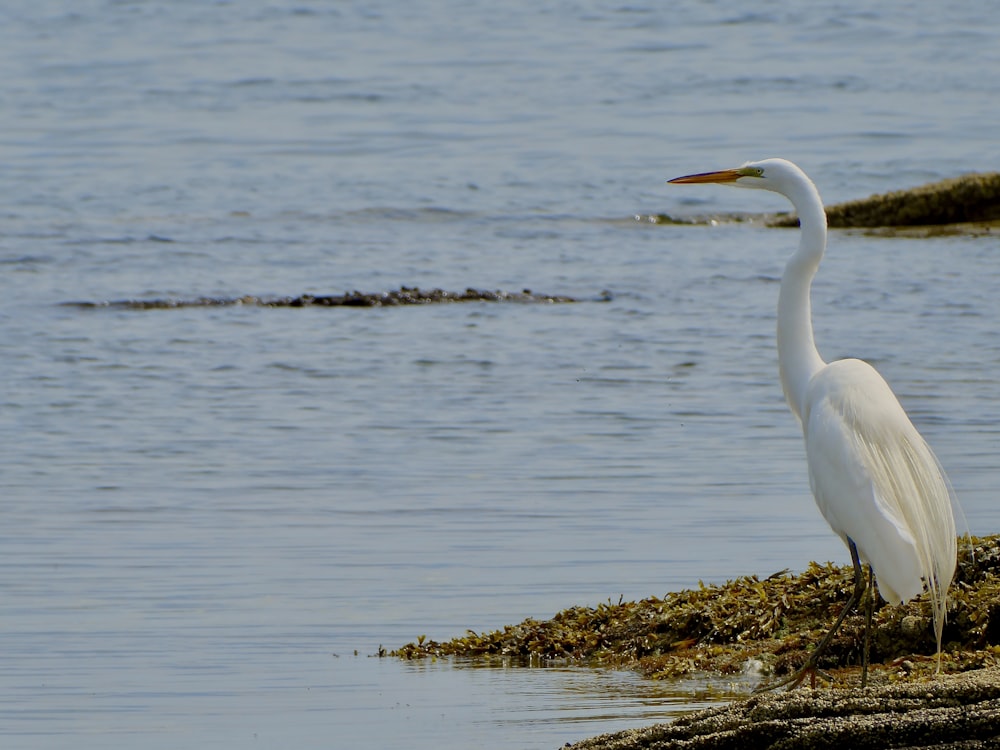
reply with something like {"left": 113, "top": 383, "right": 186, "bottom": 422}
{"left": 669, "top": 158, "right": 957, "bottom": 689}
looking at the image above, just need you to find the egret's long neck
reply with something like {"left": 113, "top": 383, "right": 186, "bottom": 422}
{"left": 777, "top": 178, "right": 828, "bottom": 423}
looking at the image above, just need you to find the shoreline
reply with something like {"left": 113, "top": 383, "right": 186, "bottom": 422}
{"left": 394, "top": 535, "right": 1000, "bottom": 748}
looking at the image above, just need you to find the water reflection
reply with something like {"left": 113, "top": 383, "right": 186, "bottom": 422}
{"left": 400, "top": 657, "right": 751, "bottom": 732}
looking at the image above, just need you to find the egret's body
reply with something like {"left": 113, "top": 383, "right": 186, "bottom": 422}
{"left": 669, "top": 159, "right": 957, "bottom": 686}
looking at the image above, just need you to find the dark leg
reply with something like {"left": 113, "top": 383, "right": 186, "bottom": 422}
{"left": 861, "top": 564, "right": 874, "bottom": 688}
{"left": 756, "top": 539, "right": 866, "bottom": 692}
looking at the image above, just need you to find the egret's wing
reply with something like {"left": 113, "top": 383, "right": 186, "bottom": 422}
{"left": 805, "top": 368, "right": 921, "bottom": 603}
{"left": 803, "top": 359, "right": 956, "bottom": 628}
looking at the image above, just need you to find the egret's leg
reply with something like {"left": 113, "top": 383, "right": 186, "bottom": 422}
{"left": 861, "top": 564, "right": 874, "bottom": 688}
{"left": 756, "top": 540, "right": 866, "bottom": 693}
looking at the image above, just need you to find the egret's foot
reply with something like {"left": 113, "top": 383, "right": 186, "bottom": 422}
{"left": 754, "top": 540, "right": 867, "bottom": 695}
{"left": 754, "top": 660, "right": 835, "bottom": 693}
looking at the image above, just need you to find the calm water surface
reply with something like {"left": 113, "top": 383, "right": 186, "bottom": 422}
{"left": 2, "top": 2, "right": 1000, "bottom": 748}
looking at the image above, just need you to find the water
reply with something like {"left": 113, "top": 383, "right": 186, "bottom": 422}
{"left": 2, "top": 2, "right": 1000, "bottom": 748}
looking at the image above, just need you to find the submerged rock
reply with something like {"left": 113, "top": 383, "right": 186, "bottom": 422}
{"left": 66, "top": 286, "right": 581, "bottom": 310}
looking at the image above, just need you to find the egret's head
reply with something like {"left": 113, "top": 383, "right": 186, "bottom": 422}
{"left": 668, "top": 158, "right": 805, "bottom": 193}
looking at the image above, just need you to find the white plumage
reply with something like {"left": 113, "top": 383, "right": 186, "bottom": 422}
{"left": 804, "top": 356, "right": 955, "bottom": 649}
{"left": 670, "top": 158, "right": 957, "bottom": 680}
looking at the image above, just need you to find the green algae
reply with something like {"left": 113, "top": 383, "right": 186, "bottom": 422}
{"left": 393, "top": 535, "right": 1000, "bottom": 685}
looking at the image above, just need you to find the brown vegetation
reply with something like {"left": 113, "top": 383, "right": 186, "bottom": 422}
{"left": 394, "top": 535, "right": 1000, "bottom": 686}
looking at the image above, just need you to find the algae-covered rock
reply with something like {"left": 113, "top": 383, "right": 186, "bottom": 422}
{"left": 650, "top": 172, "right": 1000, "bottom": 231}
{"left": 769, "top": 172, "right": 1000, "bottom": 228}
{"left": 394, "top": 536, "right": 1000, "bottom": 684}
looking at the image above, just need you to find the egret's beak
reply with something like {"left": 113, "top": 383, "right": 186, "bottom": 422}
{"left": 668, "top": 168, "right": 745, "bottom": 184}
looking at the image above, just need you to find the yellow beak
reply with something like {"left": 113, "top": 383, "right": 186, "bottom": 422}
{"left": 668, "top": 168, "right": 745, "bottom": 184}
